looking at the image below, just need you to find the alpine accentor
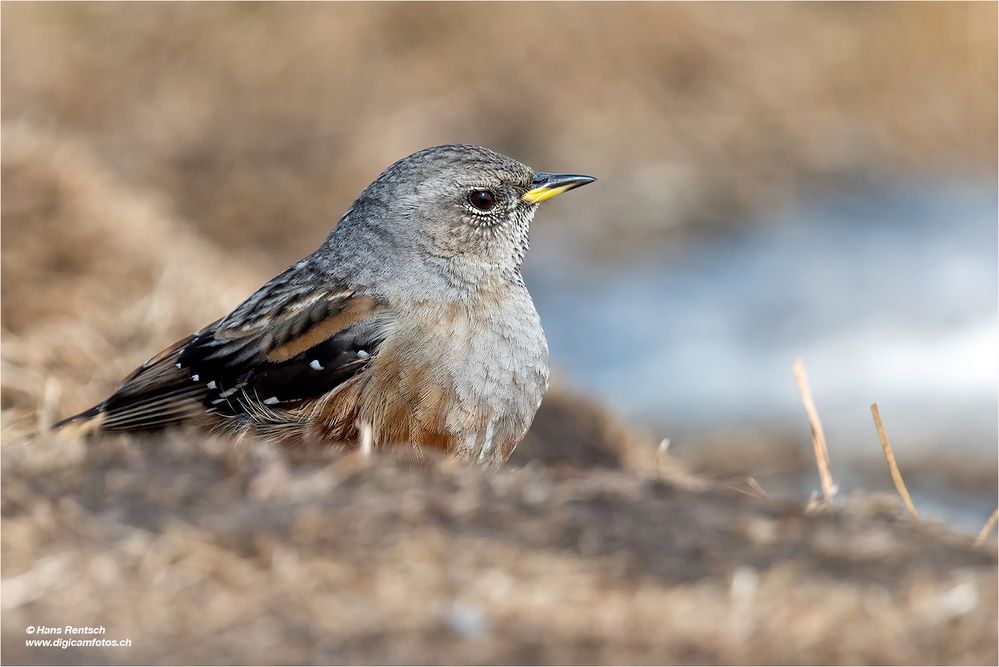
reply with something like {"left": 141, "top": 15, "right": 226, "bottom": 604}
{"left": 56, "top": 144, "right": 595, "bottom": 464}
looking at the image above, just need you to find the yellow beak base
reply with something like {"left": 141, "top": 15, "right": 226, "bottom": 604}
{"left": 520, "top": 172, "right": 596, "bottom": 205}
{"left": 522, "top": 184, "right": 576, "bottom": 204}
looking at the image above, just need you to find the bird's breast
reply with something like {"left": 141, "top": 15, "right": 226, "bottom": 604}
{"left": 360, "top": 291, "right": 549, "bottom": 462}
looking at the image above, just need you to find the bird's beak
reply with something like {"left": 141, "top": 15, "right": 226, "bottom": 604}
{"left": 522, "top": 172, "right": 596, "bottom": 204}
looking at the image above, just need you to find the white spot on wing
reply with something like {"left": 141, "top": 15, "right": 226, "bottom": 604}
{"left": 357, "top": 350, "right": 370, "bottom": 359}
{"left": 263, "top": 397, "right": 280, "bottom": 405}
{"left": 310, "top": 359, "right": 324, "bottom": 371}
{"left": 219, "top": 388, "right": 238, "bottom": 398}
{"left": 206, "top": 380, "right": 217, "bottom": 389}
{"left": 191, "top": 374, "right": 200, "bottom": 382}
{"left": 175, "top": 363, "right": 182, "bottom": 369}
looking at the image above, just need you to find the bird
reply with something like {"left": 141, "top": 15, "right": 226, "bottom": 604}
{"left": 55, "top": 144, "right": 595, "bottom": 464}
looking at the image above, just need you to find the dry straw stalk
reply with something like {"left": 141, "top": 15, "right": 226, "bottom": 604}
{"left": 974, "top": 507, "right": 998, "bottom": 547}
{"left": 793, "top": 359, "right": 836, "bottom": 505}
{"left": 870, "top": 402, "right": 918, "bottom": 520}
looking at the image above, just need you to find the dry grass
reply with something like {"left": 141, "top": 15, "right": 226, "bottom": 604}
{"left": 871, "top": 402, "right": 919, "bottom": 521}
{"left": 976, "top": 508, "right": 999, "bottom": 548}
{"left": 2, "top": 130, "right": 996, "bottom": 665}
{"left": 745, "top": 477, "right": 771, "bottom": 503}
{"left": 793, "top": 358, "right": 837, "bottom": 506}
{"left": 2, "top": 5, "right": 997, "bottom": 661}
{"left": 2, "top": 3, "right": 995, "bottom": 263}
{"left": 2, "top": 432, "right": 996, "bottom": 666}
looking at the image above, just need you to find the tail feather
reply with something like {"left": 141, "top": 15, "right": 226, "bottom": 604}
{"left": 53, "top": 334, "right": 206, "bottom": 437}
{"left": 52, "top": 405, "right": 106, "bottom": 438}
{"left": 100, "top": 385, "right": 205, "bottom": 430}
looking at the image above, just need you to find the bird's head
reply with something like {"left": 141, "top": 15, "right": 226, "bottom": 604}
{"left": 338, "top": 144, "right": 594, "bottom": 287}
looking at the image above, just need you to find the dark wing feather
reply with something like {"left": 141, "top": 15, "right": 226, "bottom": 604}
{"left": 56, "top": 264, "right": 388, "bottom": 435}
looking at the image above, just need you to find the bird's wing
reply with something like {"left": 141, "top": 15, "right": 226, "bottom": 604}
{"left": 57, "top": 263, "right": 388, "bottom": 434}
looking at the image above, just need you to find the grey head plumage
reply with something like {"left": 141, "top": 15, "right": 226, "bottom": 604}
{"left": 319, "top": 144, "right": 595, "bottom": 301}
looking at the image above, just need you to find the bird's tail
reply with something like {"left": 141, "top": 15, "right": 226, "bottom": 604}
{"left": 52, "top": 404, "right": 107, "bottom": 438}
{"left": 51, "top": 333, "right": 205, "bottom": 437}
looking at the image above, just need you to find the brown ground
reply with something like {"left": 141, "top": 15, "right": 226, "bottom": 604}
{"left": 3, "top": 3, "right": 996, "bottom": 264}
{"left": 3, "top": 5, "right": 998, "bottom": 663}
{"left": 2, "top": 108, "right": 997, "bottom": 667}
{"left": 2, "top": 433, "right": 996, "bottom": 666}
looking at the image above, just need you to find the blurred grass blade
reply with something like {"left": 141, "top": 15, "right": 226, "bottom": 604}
{"left": 793, "top": 359, "right": 836, "bottom": 506}
{"left": 870, "top": 402, "right": 918, "bottom": 520}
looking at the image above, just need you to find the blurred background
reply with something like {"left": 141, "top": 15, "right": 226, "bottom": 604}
{"left": 3, "top": 2, "right": 996, "bottom": 525}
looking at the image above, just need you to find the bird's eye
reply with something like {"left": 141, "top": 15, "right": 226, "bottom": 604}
{"left": 467, "top": 189, "right": 496, "bottom": 212}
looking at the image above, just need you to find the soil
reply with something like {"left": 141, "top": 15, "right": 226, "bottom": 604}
{"left": 3, "top": 432, "right": 997, "bottom": 666}
{"left": 2, "top": 27, "right": 997, "bottom": 663}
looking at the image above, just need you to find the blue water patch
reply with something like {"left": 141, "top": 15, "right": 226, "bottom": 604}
{"left": 525, "top": 181, "right": 998, "bottom": 457}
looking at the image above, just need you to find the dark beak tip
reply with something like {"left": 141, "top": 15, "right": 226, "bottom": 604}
{"left": 567, "top": 174, "right": 596, "bottom": 192}
{"left": 533, "top": 172, "right": 598, "bottom": 188}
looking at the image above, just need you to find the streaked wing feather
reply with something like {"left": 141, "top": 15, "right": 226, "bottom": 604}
{"left": 57, "top": 264, "right": 388, "bottom": 434}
